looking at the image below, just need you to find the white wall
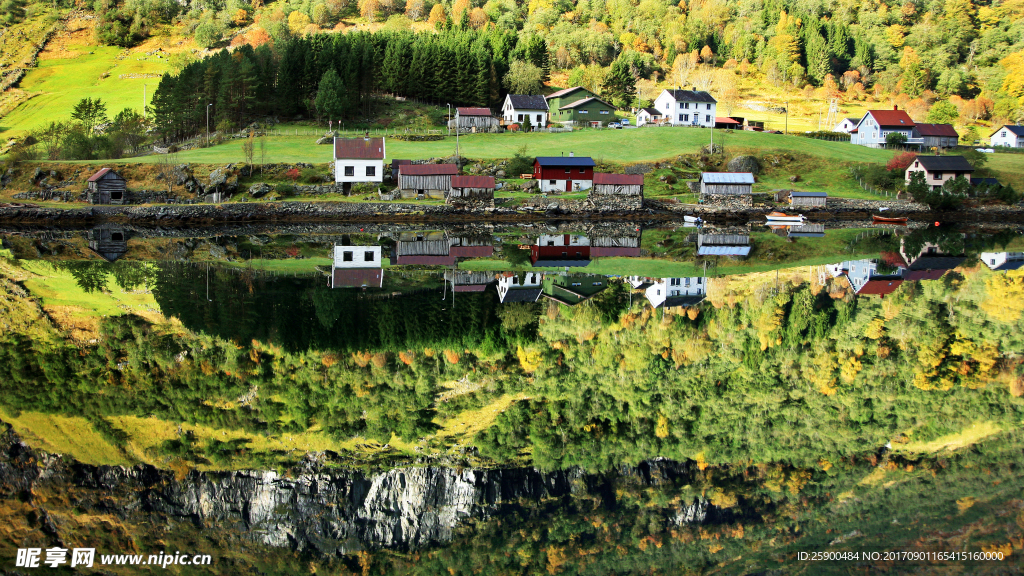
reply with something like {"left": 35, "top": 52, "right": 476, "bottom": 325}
{"left": 645, "top": 277, "right": 707, "bottom": 308}
{"left": 497, "top": 272, "right": 543, "bottom": 302}
{"left": 653, "top": 91, "right": 716, "bottom": 127}
{"left": 538, "top": 179, "right": 593, "bottom": 193}
{"left": 980, "top": 252, "right": 1024, "bottom": 270}
{"left": 333, "top": 245, "right": 382, "bottom": 268}
{"left": 536, "top": 234, "right": 591, "bottom": 247}
{"left": 334, "top": 159, "right": 384, "bottom": 184}
{"left": 991, "top": 128, "right": 1021, "bottom": 148}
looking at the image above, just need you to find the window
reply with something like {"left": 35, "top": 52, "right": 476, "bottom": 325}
{"left": 565, "top": 168, "right": 571, "bottom": 174}
{"left": 684, "top": 102, "right": 690, "bottom": 109}
{"left": 549, "top": 180, "right": 556, "bottom": 185}
{"left": 683, "top": 114, "right": 690, "bottom": 121}
{"left": 343, "top": 251, "right": 353, "bottom": 262}
{"left": 592, "top": 282, "right": 602, "bottom": 286}
{"left": 600, "top": 110, "right": 609, "bottom": 114}
{"left": 344, "top": 166, "right": 354, "bottom": 177}
{"left": 670, "top": 278, "right": 680, "bottom": 286}
{"left": 706, "top": 103, "right": 711, "bottom": 110}
{"left": 572, "top": 282, "right": 582, "bottom": 287}
{"left": 365, "top": 166, "right": 375, "bottom": 177}
{"left": 579, "top": 110, "right": 588, "bottom": 114}
{"left": 536, "top": 115, "right": 541, "bottom": 123}
{"left": 578, "top": 168, "right": 585, "bottom": 173}
{"left": 678, "top": 114, "right": 684, "bottom": 121}
{"left": 517, "top": 114, "right": 523, "bottom": 121}
{"left": 706, "top": 115, "right": 711, "bottom": 122}
{"left": 111, "top": 232, "right": 124, "bottom": 241}
{"left": 111, "top": 191, "right": 123, "bottom": 200}
{"left": 364, "top": 251, "right": 375, "bottom": 262}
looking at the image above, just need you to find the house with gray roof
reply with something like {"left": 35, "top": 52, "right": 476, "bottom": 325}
{"left": 502, "top": 94, "right": 549, "bottom": 128}
{"left": 904, "top": 155, "right": 974, "bottom": 191}
{"left": 991, "top": 125, "right": 1024, "bottom": 148}
{"left": 653, "top": 89, "right": 717, "bottom": 127}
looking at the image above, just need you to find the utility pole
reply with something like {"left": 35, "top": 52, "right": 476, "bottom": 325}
{"left": 206, "top": 103, "right": 212, "bottom": 147}
{"left": 446, "top": 103, "right": 451, "bottom": 137}
{"left": 785, "top": 100, "right": 789, "bottom": 135}
{"left": 143, "top": 84, "right": 146, "bottom": 119}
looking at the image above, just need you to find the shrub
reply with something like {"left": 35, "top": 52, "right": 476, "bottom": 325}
{"left": 505, "top": 145, "right": 533, "bottom": 177}
{"left": 285, "top": 168, "right": 300, "bottom": 182}
{"left": 886, "top": 151, "right": 917, "bottom": 171}
{"left": 300, "top": 167, "right": 321, "bottom": 183}
{"left": 276, "top": 183, "right": 295, "bottom": 195}
{"left": 885, "top": 132, "right": 908, "bottom": 147}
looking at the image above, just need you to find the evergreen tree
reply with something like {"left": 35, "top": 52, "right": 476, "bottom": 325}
{"left": 315, "top": 68, "right": 347, "bottom": 120}
{"left": 603, "top": 58, "right": 636, "bottom": 107}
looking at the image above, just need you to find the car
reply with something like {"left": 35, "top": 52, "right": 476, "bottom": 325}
{"left": 607, "top": 122, "right": 622, "bottom": 129}
{"left": 620, "top": 119, "right": 631, "bottom": 126}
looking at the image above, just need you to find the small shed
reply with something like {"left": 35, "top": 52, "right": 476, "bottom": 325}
{"left": 591, "top": 173, "right": 644, "bottom": 208}
{"left": 398, "top": 164, "right": 459, "bottom": 199}
{"left": 697, "top": 233, "right": 751, "bottom": 257}
{"left": 451, "top": 107, "right": 499, "bottom": 132}
{"left": 714, "top": 117, "right": 742, "bottom": 129}
{"left": 88, "top": 225, "right": 129, "bottom": 261}
{"left": 87, "top": 168, "right": 128, "bottom": 204}
{"left": 636, "top": 107, "right": 663, "bottom": 126}
{"left": 700, "top": 172, "right": 754, "bottom": 206}
{"left": 447, "top": 175, "right": 495, "bottom": 207}
{"left": 787, "top": 191, "right": 827, "bottom": 207}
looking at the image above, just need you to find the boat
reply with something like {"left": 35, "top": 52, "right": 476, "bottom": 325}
{"left": 683, "top": 215, "right": 702, "bottom": 224}
{"left": 765, "top": 211, "right": 806, "bottom": 224}
{"left": 872, "top": 215, "right": 908, "bottom": 224}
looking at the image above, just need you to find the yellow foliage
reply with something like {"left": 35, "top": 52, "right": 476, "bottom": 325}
{"left": 819, "top": 458, "right": 832, "bottom": 471}
{"left": 398, "top": 351, "right": 415, "bottom": 366}
{"left": 655, "top": 414, "right": 670, "bottom": 438}
{"left": 287, "top": 10, "right": 311, "bottom": 34}
{"left": 517, "top": 345, "right": 543, "bottom": 373}
{"left": 695, "top": 451, "right": 708, "bottom": 471}
{"left": 981, "top": 542, "right": 1012, "bottom": 558}
{"left": 882, "top": 299, "right": 903, "bottom": 320}
{"left": 956, "top": 496, "right": 976, "bottom": 513}
{"left": 443, "top": 349, "right": 460, "bottom": 364}
{"left": 980, "top": 274, "right": 1024, "bottom": 323}
{"left": 708, "top": 542, "right": 724, "bottom": 553}
{"left": 864, "top": 318, "right": 885, "bottom": 339}
{"left": 321, "top": 353, "right": 337, "bottom": 368}
{"left": 708, "top": 488, "right": 738, "bottom": 508}
{"left": 423, "top": 347, "right": 435, "bottom": 357}
{"left": 840, "top": 355, "right": 863, "bottom": 383}
{"left": 352, "top": 351, "right": 372, "bottom": 368}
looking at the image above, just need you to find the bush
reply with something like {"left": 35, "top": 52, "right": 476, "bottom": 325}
{"left": 886, "top": 151, "right": 917, "bottom": 171}
{"left": 906, "top": 171, "right": 967, "bottom": 210}
{"left": 300, "top": 167, "right": 321, "bottom": 183}
{"left": 276, "top": 183, "right": 295, "bottom": 195}
{"left": 505, "top": 145, "right": 533, "bottom": 177}
{"left": 886, "top": 132, "right": 908, "bottom": 147}
{"left": 194, "top": 18, "right": 225, "bottom": 48}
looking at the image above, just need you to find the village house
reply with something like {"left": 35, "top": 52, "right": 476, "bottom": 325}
{"left": 699, "top": 172, "right": 754, "bottom": 206}
{"left": 850, "top": 107, "right": 916, "bottom": 148}
{"left": 590, "top": 233, "right": 642, "bottom": 258}
{"left": 990, "top": 125, "right": 1024, "bottom": 148}
{"left": 447, "top": 175, "right": 495, "bottom": 207}
{"left": 653, "top": 89, "right": 717, "bottom": 127}
{"left": 905, "top": 155, "right": 974, "bottom": 190}
{"left": 897, "top": 238, "right": 966, "bottom": 281}
{"left": 555, "top": 96, "right": 617, "bottom": 127}
{"left": 397, "top": 164, "right": 459, "bottom": 199}
{"left": 696, "top": 232, "right": 751, "bottom": 257}
{"left": 543, "top": 273, "right": 607, "bottom": 306}
{"left": 590, "top": 173, "right": 644, "bottom": 207}
{"left": 444, "top": 270, "right": 495, "bottom": 293}
{"left": 392, "top": 231, "right": 493, "bottom": 266}
{"left": 334, "top": 137, "right": 385, "bottom": 186}
{"left": 644, "top": 277, "right": 707, "bottom": 309}
{"left": 979, "top": 252, "right": 1024, "bottom": 272}
{"left": 776, "top": 190, "right": 827, "bottom": 207}
{"left": 787, "top": 223, "right": 826, "bottom": 238}
{"left": 86, "top": 168, "right": 128, "bottom": 204}
{"left": 450, "top": 107, "right": 499, "bottom": 132}
{"left": 533, "top": 155, "right": 595, "bottom": 193}
{"left": 914, "top": 123, "right": 959, "bottom": 148}
{"left": 635, "top": 107, "right": 663, "bottom": 126}
{"left": 531, "top": 234, "right": 591, "bottom": 267}
{"left": 832, "top": 117, "right": 860, "bottom": 133}
{"left": 330, "top": 244, "right": 384, "bottom": 289}
{"left": 497, "top": 271, "right": 544, "bottom": 304}
{"left": 501, "top": 95, "right": 548, "bottom": 128}
{"left": 87, "top": 225, "right": 129, "bottom": 261}
{"left": 714, "top": 117, "right": 742, "bottom": 129}
{"left": 826, "top": 260, "right": 895, "bottom": 293}
{"left": 546, "top": 86, "right": 608, "bottom": 125}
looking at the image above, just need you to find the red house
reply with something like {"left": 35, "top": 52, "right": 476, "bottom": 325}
{"left": 533, "top": 155, "right": 596, "bottom": 193}
{"left": 530, "top": 234, "right": 591, "bottom": 267}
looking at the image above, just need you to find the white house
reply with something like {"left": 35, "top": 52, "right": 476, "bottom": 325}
{"left": 653, "top": 89, "right": 716, "bottom": 127}
{"left": 990, "top": 125, "right": 1024, "bottom": 148}
{"left": 334, "top": 137, "right": 385, "bottom": 184}
{"left": 635, "top": 107, "right": 663, "bottom": 126}
{"left": 979, "top": 252, "right": 1024, "bottom": 271}
{"left": 497, "top": 271, "right": 544, "bottom": 303}
{"left": 832, "top": 117, "right": 859, "bottom": 133}
{"left": 850, "top": 108, "right": 917, "bottom": 148}
{"left": 502, "top": 94, "right": 548, "bottom": 128}
{"left": 644, "top": 277, "right": 707, "bottom": 308}
{"left": 330, "top": 245, "right": 383, "bottom": 288}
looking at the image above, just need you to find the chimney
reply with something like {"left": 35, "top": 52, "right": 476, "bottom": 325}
{"left": 570, "top": 152, "right": 574, "bottom": 158}
{"left": 364, "top": 130, "right": 369, "bottom": 141}
{"left": 893, "top": 105, "right": 899, "bottom": 111}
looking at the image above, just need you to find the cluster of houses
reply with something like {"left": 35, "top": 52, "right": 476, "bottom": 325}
{"left": 834, "top": 106, "right": 961, "bottom": 149}
{"left": 827, "top": 237, "right": 979, "bottom": 297}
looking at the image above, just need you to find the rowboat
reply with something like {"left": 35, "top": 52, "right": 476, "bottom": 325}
{"left": 872, "top": 215, "right": 908, "bottom": 224}
{"left": 765, "top": 211, "right": 806, "bottom": 224}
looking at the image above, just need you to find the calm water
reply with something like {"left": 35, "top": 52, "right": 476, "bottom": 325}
{"left": 1, "top": 221, "right": 1023, "bottom": 574}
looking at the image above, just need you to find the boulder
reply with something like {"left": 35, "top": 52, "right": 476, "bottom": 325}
{"left": 209, "top": 167, "right": 228, "bottom": 188}
{"left": 726, "top": 155, "right": 760, "bottom": 175}
{"left": 173, "top": 164, "right": 192, "bottom": 186}
{"left": 495, "top": 169, "right": 506, "bottom": 178}
{"left": 523, "top": 179, "right": 539, "bottom": 192}
{"left": 248, "top": 182, "right": 272, "bottom": 198}
{"left": 789, "top": 175, "right": 800, "bottom": 183}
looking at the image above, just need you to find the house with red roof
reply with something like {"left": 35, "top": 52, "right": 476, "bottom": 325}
{"left": 450, "top": 107, "right": 498, "bottom": 132}
{"left": 851, "top": 107, "right": 918, "bottom": 148}
{"left": 330, "top": 245, "right": 384, "bottom": 289}
{"left": 447, "top": 175, "right": 495, "bottom": 207}
{"left": 86, "top": 168, "right": 128, "bottom": 204}
{"left": 334, "top": 137, "right": 384, "bottom": 185}
{"left": 397, "top": 164, "right": 459, "bottom": 199}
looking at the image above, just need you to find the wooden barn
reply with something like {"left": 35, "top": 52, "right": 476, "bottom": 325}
{"left": 447, "top": 175, "right": 495, "bottom": 206}
{"left": 699, "top": 172, "right": 754, "bottom": 196}
{"left": 776, "top": 190, "right": 827, "bottom": 207}
{"left": 87, "top": 168, "right": 128, "bottom": 204}
{"left": 398, "top": 164, "right": 459, "bottom": 199}
{"left": 591, "top": 173, "right": 644, "bottom": 198}
{"left": 88, "top": 225, "right": 129, "bottom": 261}
{"left": 696, "top": 233, "right": 751, "bottom": 257}
{"left": 450, "top": 107, "right": 499, "bottom": 132}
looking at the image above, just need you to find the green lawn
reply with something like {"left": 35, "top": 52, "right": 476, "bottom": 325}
{"left": 223, "top": 257, "right": 391, "bottom": 273}
{"left": 0, "top": 40, "right": 166, "bottom": 135}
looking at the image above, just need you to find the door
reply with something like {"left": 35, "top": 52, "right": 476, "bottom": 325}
{"left": 565, "top": 180, "right": 572, "bottom": 192}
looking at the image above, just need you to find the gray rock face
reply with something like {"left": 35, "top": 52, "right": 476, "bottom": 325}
{"left": 726, "top": 155, "right": 760, "bottom": 175}
{"left": 209, "top": 168, "right": 229, "bottom": 188}
{"left": 249, "top": 182, "right": 272, "bottom": 198}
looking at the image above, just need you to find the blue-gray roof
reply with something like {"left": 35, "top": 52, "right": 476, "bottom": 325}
{"left": 992, "top": 261, "right": 1024, "bottom": 271}
{"left": 664, "top": 89, "right": 717, "bottom": 103}
{"left": 791, "top": 191, "right": 827, "bottom": 197}
{"left": 992, "top": 125, "right": 1024, "bottom": 137}
{"left": 697, "top": 246, "right": 752, "bottom": 256}
{"left": 701, "top": 172, "right": 755, "bottom": 184}
{"left": 535, "top": 156, "right": 596, "bottom": 167}
{"left": 507, "top": 95, "right": 549, "bottom": 110}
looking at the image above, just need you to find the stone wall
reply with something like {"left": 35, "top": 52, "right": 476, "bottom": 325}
{"left": 702, "top": 194, "right": 752, "bottom": 209}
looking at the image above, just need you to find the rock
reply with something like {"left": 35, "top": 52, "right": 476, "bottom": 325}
{"left": 726, "top": 155, "right": 760, "bottom": 175}
{"left": 32, "top": 167, "right": 42, "bottom": 181}
{"left": 249, "top": 182, "right": 272, "bottom": 198}
{"left": 687, "top": 181, "right": 700, "bottom": 194}
{"left": 173, "top": 164, "right": 192, "bottom": 186}
{"left": 789, "top": 175, "right": 800, "bottom": 183}
{"left": 208, "top": 244, "right": 226, "bottom": 259}
{"left": 315, "top": 136, "right": 333, "bottom": 145}
{"left": 523, "top": 179, "right": 539, "bottom": 192}
{"left": 495, "top": 170, "right": 506, "bottom": 178}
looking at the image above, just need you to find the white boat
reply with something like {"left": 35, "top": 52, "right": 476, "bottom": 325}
{"left": 683, "top": 215, "right": 702, "bottom": 224}
{"left": 765, "top": 211, "right": 806, "bottom": 224}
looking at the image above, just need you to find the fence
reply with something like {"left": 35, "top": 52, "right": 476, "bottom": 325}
{"left": 855, "top": 177, "right": 900, "bottom": 198}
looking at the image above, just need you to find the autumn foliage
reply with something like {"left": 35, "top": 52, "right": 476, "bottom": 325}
{"left": 886, "top": 151, "right": 917, "bottom": 171}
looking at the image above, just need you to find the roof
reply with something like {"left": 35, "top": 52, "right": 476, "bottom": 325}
{"left": 907, "top": 256, "right": 966, "bottom": 271}
{"left": 912, "top": 155, "right": 975, "bottom": 172}
{"left": 334, "top": 137, "right": 385, "bottom": 160}
{"left": 843, "top": 117, "right": 859, "bottom": 124}
{"left": 991, "top": 125, "right": 1024, "bottom": 137}
{"left": 507, "top": 95, "right": 549, "bottom": 110}
{"left": 701, "top": 172, "right": 755, "bottom": 184}
{"left": 532, "top": 259, "right": 592, "bottom": 268}
{"left": 715, "top": 117, "right": 741, "bottom": 124}
{"left": 639, "top": 107, "right": 661, "bottom": 116}
{"left": 971, "top": 177, "right": 1000, "bottom": 186}
{"left": 332, "top": 268, "right": 384, "bottom": 288}
{"left": 535, "top": 156, "right": 596, "bottom": 167}
{"left": 451, "top": 175, "right": 495, "bottom": 189}
{"left": 660, "top": 295, "right": 706, "bottom": 308}
{"left": 991, "top": 260, "right": 1024, "bottom": 271}
{"left": 399, "top": 164, "right": 459, "bottom": 175}
{"left": 591, "top": 246, "right": 642, "bottom": 257}
{"left": 902, "top": 269, "right": 948, "bottom": 281}
{"left": 546, "top": 86, "right": 590, "bottom": 100}
{"left": 501, "top": 287, "right": 543, "bottom": 303}
{"left": 864, "top": 109, "right": 915, "bottom": 128}
{"left": 697, "top": 246, "right": 752, "bottom": 256}
{"left": 87, "top": 168, "right": 123, "bottom": 182}
{"left": 857, "top": 279, "right": 903, "bottom": 296}
{"left": 791, "top": 191, "right": 827, "bottom": 197}
{"left": 457, "top": 107, "right": 492, "bottom": 117}
{"left": 453, "top": 284, "right": 488, "bottom": 292}
{"left": 593, "top": 173, "right": 643, "bottom": 185}
{"left": 558, "top": 96, "right": 614, "bottom": 110}
{"left": 663, "top": 89, "right": 717, "bottom": 103}
{"left": 914, "top": 123, "right": 958, "bottom": 137}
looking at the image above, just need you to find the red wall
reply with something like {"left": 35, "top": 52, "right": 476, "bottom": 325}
{"left": 533, "top": 161, "right": 594, "bottom": 181}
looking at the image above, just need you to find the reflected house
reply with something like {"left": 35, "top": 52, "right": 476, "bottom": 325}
{"left": 644, "top": 277, "right": 707, "bottom": 308}
{"left": 787, "top": 223, "right": 826, "bottom": 238}
{"left": 980, "top": 252, "right": 1024, "bottom": 271}
{"left": 898, "top": 239, "right": 966, "bottom": 281}
{"left": 497, "top": 271, "right": 544, "bottom": 303}
{"left": 531, "top": 234, "right": 591, "bottom": 267}
{"left": 87, "top": 225, "right": 129, "bottom": 261}
{"left": 397, "top": 164, "right": 459, "bottom": 199}
{"left": 330, "top": 245, "right": 383, "bottom": 288}
{"left": 543, "top": 273, "right": 607, "bottom": 306}
{"left": 827, "top": 259, "right": 900, "bottom": 294}
{"left": 444, "top": 270, "right": 495, "bottom": 292}
{"left": 590, "top": 232, "right": 642, "bottom": 258}
{"left": 697, "top": 232, "right": 751, "bottom": 257}
{"left": 86, "top": 168, "right": 128, "bottom": 205}
{"left": 393, "top": 231, "right": 493, "bottom": 266}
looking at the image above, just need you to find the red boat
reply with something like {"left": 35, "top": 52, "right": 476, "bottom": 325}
{"left": 872, "top": 215, "right": 908, "bottom": 224}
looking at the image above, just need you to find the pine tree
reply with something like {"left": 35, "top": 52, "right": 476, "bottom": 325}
{"left": 315, "top": 68, "right": 347, "bottom": 120}
{"left": 603, "top": 58, "right": 635, "bottom": 107}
